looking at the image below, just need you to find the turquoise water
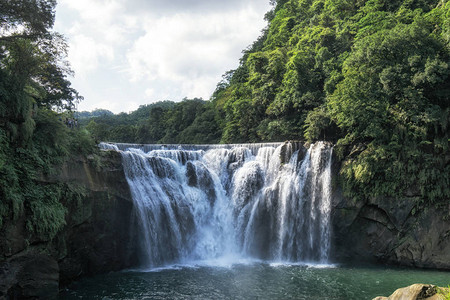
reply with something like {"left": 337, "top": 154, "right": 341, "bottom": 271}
{"left": 61, "top": 262, "right": 449, "bottom": 299}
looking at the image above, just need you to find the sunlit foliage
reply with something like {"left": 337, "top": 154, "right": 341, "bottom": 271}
{"left": 0, "top": 0, "right": 88, "bottom": 238}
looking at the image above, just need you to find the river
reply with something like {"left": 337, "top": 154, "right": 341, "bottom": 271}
{"left": 61, "top": 262, "right": 449, "bottom": 299}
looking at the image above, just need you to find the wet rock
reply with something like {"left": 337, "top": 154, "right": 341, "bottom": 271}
{"left": 148, "top": 157, "right": 176, "bottom": 179}
{"left": 227, "top": 147, "right": 252, "bottom": 173}
{"left": 186, "top": 161, "right": 198, "bottom": 187}
{"left": 0, "top": 215, "right": 27, "bottom": 259}
{"left": 280, "top": 141, "right": 294, "bottom": 164}
{"left": 197, "top": 166, "right": 217, "bottom": 205}
{"left": 186, "top": 161, "right": 216, "bottom": 205}
{"left": 232, "top": 161, "right": 264, "bottom": 210}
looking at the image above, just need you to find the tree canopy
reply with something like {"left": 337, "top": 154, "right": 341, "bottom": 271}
{"left": 0, "top": 0, "right": 57, "bottom": 40}
{"left": 83, "top": 99, "right": 222, "bottom": 144}
{"left": 0, "top": 0, "right": 87, "bottom": 238}
{"left": 188, "top": 0, "right": 449, "bottom": 205}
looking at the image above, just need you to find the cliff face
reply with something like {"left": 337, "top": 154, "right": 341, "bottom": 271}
{"left": 0, "top": 150, "right": 137, "bottom": 299}
{"left": 56, "top": 150, "right": 138, "bottom": 284}
{"left": 330, "top": 158, "right": 450, "bottom": 270}
{"left": 0, "top": 146, "right": 448, "bottom": 299}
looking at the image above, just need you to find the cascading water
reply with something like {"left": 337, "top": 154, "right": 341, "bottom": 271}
{"left": 100, "top": 141, "right": 333, "bottom": 268}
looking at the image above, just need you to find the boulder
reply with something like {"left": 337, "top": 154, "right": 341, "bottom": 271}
{"left": 372, "top": 284, "right": 445, "bottom": 300}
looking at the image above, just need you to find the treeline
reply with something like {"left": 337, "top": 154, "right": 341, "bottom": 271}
{"left": 75, "top": 109, "right": 114, "bottom": 120}
{"left": 82, "top": 99, "right": 221, "bottom": 144}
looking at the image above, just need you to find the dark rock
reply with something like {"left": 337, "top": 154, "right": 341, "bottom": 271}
{"left": 0, "top": 215, "right": 27, "bottom": 259}
{"left": 331, "top": 178, "right": 450, "bottom": 269}
{"left": 296, "top": 144, "right": 308, "bottom": 165}
{"left": 388, "top": 207, "right": 450, "bottom": 269}
{"left": 147, "top": 157, "right": 176, "bottom": 179}
{"left": 0, "top": 253, "right": 59, "bottom": 299}
{"left": 186, "top": 161, "right": 216, "bottom": 205}
{"left": 55, "top": 151, "right": 136, "bottom": 285}
{"left": 186, "top": 161, "right": 198, "bottom": 187}
{"left": 196, "top": 164, "right": 217, "bottom": 205}
{"left": 0, "top": 150, "right": 138, "bottom": 297}
{"left": 280, "top": 141, "right": 296, "bottom": 164}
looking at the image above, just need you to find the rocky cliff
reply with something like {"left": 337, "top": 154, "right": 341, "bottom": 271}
{"left": 1, "top": 145, "right": 449, "bottom": 299}
{"left": 0, "top": 150, "right": 137, "bottom": 299}
{"left": 330, "top": 156, "right": 450, "bottom": 270}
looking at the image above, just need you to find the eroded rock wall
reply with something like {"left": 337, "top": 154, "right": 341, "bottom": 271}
{"left": 0, "top": 150, "right": 137, "bottom": 299}
{"left": 330, "top": 156, "right": 450, "bottom": 270}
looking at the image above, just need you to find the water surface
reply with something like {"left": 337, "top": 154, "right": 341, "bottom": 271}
{"left": 61, "top": 262, "right": 449, "bottom": 299}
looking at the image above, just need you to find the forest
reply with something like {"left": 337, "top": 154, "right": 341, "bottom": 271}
{"left": 0, "top": 0, "right": 96, "bottom": 237}
{"left": 0, "top": 0, "right": 449, "bottom": 242}
{"left": 82, "top": 0, "right": 449, "bottom": 208}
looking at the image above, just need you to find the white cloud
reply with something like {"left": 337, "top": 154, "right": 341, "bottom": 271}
{"left": 60, "top": 0, "right": 129, "bottom": 43}
{"left": 126, "top": 7, "right": 267, "bottom": 98}
{"left": 68, "top": 34, "right": 114, "bottom": 75}
{"left": 145, "top": 88, "right": 155, "bottom": 98}
{"left": 55, "top": 0, "right": 271, "bottom": 113}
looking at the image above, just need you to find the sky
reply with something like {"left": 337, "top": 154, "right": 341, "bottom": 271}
{"left": 54, "top": 0, "right": 272, "bottom": 114}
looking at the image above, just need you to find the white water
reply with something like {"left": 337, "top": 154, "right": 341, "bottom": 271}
{"left": 100, "top": 142, "right": 333, "bottom": 268}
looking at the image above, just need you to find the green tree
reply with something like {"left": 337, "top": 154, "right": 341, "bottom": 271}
{"left": 0, "top": 0, "right": 87, "bottom": 238}
{"left": 0, "top": 0, "right": 57, "bottom": 41}
{"left": 329, "top": 17, "right": 449, "bottom": 202}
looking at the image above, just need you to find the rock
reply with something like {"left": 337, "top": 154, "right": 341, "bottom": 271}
{"left": 57, "top": 154, "right": 137, "bottom": 285}
{"left": 0, "top": 150, "right": 138, "bottom": 296}
{"left": 372, "top": 284, "right": 444, "bottom": 300}
{"left": 280, "top": 141, "right": 301, "bottom": 164}
{"left": 0, "top": 215, "right": 27, "bottom": 259}
{"left": 331, "top": 177, "right": 450, "bottom": 269}
{"left": 186, "top": 161, "right": 198, "bottom": 187}
{"left": 0, "top": 253, "right": 59, "bottom": 299}
{"left": 389, "top": 207, "right": 450, "bottom": 269}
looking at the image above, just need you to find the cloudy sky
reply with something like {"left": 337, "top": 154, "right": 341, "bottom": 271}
{"left": 54, "top": 0, "right": 272, "bottom": 113}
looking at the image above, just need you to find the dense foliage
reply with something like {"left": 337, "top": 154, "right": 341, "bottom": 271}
{"left": 211, "top": 0, "right": 449, "bottom": 205}
{"left": 0, "top": 0, "right": 92, "bottom": 240}
{"left": 88, "top": 0, "right": 448, "bottom": 206}
{"left": 1, "top": 0, "right": 448, "bottom": 240}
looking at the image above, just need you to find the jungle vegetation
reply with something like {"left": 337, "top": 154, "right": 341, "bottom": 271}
{"left": 1, "top": 0, "right": 449, "bottom": 242}
{"left": 216, "top": 0, "right": 449, "bottom": 207}
{"left": 84, "top": 0, "right": 449, "bottom": 207}
{"left": 0, "top": 0, "right": 95, "bottom": 241}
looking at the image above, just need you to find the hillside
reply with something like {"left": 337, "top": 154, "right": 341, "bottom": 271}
{"left": 90, "top": 0, "right": 449, "bottom": 207}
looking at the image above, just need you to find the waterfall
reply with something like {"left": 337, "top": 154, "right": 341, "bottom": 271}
{"left": 100, "top": 141, "right": 333, "bottom": 268}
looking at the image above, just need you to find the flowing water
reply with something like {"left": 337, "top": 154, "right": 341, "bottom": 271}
{"left": 85, "top": 142, "right": 449, "bottom": 299}
{"left": 100, "top": 141, "right": 333, "bottom": 267}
